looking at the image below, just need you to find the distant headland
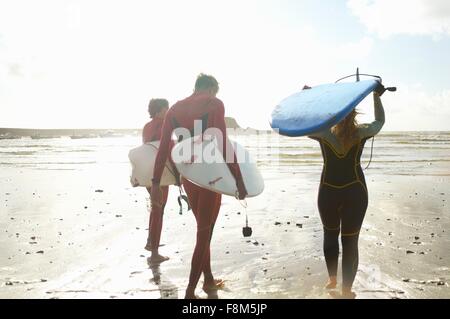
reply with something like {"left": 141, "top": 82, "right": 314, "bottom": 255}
{"left": 0, "top": 117, "right": 269, "bottom": 139}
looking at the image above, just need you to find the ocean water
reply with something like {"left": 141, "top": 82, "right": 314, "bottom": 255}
{"left": 0, "top": 131, "right": 449, "bottom": 176}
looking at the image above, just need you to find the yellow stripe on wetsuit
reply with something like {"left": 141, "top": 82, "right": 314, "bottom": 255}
{"left": 319, "top": 138, "right": 368, "bottom": 195}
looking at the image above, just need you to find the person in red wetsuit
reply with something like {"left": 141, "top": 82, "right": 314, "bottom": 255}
{"left": 143, "top": 98, "right": 170, "bottom": 263}
{"left": 151, "top": 74, "right": 248, "bottom": 299}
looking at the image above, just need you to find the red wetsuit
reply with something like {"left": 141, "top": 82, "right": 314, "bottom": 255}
{"left": 152, "top": 92, "right": 243, "bottom": 291}
{"left": 143, "top": 117, "right": 169, "bottom": 251}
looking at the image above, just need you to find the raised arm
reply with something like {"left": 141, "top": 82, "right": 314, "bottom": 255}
{"left": 358, "top": 92, "right": 385, "bottom": 139}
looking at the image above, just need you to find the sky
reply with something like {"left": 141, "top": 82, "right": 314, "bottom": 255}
{"left": 0, "top": 0, "right": 449, "bottom": 130}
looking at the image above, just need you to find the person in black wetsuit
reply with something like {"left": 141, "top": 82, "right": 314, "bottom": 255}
{"left": 308, "top": 83, "right": 386, "bottom": 298}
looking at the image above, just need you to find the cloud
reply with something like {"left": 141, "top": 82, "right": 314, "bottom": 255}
{"left": 347, "top": 0, "right": 450, "bottom": 38}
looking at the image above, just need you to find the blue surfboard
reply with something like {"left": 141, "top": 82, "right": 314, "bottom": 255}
{"left": 270, "top": 80, "right": 379, "bottom": 137}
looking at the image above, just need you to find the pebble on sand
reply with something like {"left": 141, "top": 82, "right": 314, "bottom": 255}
{"left": 296, "top": 224, "right": 303, "bottom": 228}
{"left": 275, "top": 222, "right": 282, "bottom": 226}
{"left": 36, "top": 251, "right": 44, "bottom": 254}
{"left": 406, "top": 250, "right": 415, "bottom": 254}
{"left": 95, "top": 190, "right": 104, "bottom": 193}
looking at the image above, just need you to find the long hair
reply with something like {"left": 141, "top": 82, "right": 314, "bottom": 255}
{"left": 331, "top": 109, "right": 360, "bottom": 149}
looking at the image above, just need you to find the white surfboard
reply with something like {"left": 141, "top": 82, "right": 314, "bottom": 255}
{"left": 128, "top": 141, "right": 177, "bottom": 187}
{"left": 171, "top": 136, "right": 264, "bottom": 197}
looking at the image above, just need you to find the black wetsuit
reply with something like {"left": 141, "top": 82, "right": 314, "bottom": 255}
{"left": 308, "top": 93, "right": 385, "bottom": 289}
{"left": 313, "top": 137, "right": 370, "bottom": 288}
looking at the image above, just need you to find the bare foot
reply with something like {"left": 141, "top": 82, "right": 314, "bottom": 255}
{"left": 149, "top": 253, "right": 169, "bottom": 264}
{"left": 203, "top": 278, "right": 226, "bottom": 293}
{"left": 326, "top": 277, "right": 337, "bottom": 289}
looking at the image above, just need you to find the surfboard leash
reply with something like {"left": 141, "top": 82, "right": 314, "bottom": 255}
{"left": 364, "top": 136, "right": 375, "bottom": 170}
{"left": 237, "top": 198, "right": 252, "bottom": 237}
{"left": 177, "top": 186, "right": 191, "bottom": 215}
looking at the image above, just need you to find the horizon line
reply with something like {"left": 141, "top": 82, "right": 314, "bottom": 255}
{"left": 1, "top": 127, "right": 449, "bottom": 133}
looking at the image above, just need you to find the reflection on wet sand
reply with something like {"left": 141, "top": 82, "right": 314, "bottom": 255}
{"left": 147, "top": 258, "right": 221, "bottom": 299}
{"left": 147, "top": 258, "right": 178, "bottom": 299}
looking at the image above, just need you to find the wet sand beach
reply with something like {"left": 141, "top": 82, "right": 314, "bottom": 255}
{"left": 1, "top": 132, "right": 449, "bottom": 299}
